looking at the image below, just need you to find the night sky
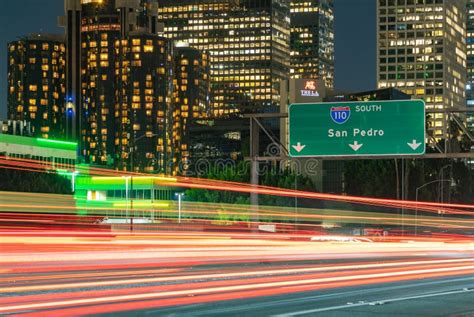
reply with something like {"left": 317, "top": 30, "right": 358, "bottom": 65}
{"left": 0, "top": 0, "right": 377, "bottom": 119}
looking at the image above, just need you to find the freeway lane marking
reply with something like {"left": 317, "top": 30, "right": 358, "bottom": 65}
{"left": 1, "top": 265, "right": 474, "bottom": 313}
{"left": 174, "top": 276, "right": 474, "bottom": 316}
{"left": 273, "top": 288, "right": 474, "bottom": 316}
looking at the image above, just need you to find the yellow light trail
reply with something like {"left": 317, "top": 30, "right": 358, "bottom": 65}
{"left": 2, "top": 258, "right": 473, "bottom": 293}
{"left": 2, "top": 264, "right": 474, "bottom": 313}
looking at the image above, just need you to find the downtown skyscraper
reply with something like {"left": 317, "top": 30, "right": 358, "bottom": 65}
{"left": 466, "top": 0, "right": 474, "bottom": 130}
{"left": 7, "top": 0, "right": 336, "bottom": 172}
{"left": 172, "top": 45, "right": 211, "bottom": 168}
{"left": 78, "top": 0, "right": 121, "bottom": 167}
{"left": 58, "top": 0, "right": 210, "bottom": 173}
{"left": 289, "top": 0, "right": 334, "bottom": 87}
{"left": 157, "top": 0, "right": 291, "bottom": 116}
{"left": 7, "top": 34, "right": 66, "bottom": 139}
{"left": 377, "top": 0, "right": 466, "bottom": 139}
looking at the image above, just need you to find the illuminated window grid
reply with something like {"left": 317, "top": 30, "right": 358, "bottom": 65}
{"left": 377, "top": 0, "right": 466, "bottom": 138}
{"left": 289, "top": 0, "right": 334, "bottom": 87}
{"left": 173, "top": 47, "right": 210, "bottom": 171}
{"left": 7, "top": 35, "right": 66, "bottom": 139}
{"left": 158, "top": 0, "right": 290, "bottom": 115}
{"left": 112, "top": 35, "right": 173, "bottom": 173}
{"left": 81, "top": 25, "right": 119, "bottom": 163}
{"left": 466, "top": 1, "right": 474, "bottom": 129}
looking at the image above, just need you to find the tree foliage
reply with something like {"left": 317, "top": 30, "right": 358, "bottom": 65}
{"left": 345, "top": 159, "right": 397, "bottom": 198}
{"left": 184, "top": 161, "right": 316, "bottom": 207}
{"left": 344, "top": 158, "right": 473, "bottom": 203}
{"left": 0, "top": 169, "right": 72, "bottom": 194}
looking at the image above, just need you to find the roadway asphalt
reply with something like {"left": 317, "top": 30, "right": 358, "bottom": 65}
{"left": 113, "top": 275, "right": 474, "bottom": 317}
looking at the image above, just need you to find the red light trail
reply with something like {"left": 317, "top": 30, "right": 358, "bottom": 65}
{"left": 1, "top": 156, "right": 473, "bottom": 315}
{"left": 1, "top": 156, "right": 474, "bottom": 213}
{"left": 1, "top": 230, "right": 473, "bottom": 316}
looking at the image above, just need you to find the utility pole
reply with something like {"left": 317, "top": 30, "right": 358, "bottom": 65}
{"left": 416, "top": 179, "right": 454, "bottom": 236}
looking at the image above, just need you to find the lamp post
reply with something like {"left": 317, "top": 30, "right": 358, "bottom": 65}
{"left": 129, "top": 133, "right": 159, "bottom": 231}
{"left": 438, "top": 164, "right": 452, "bottom": 204}
{"left": 415, "top": 178, "right": 455, "bottom": 236}
{"left": 175, "top": 193, "right": 184, "bottom": 224}
{"left": 71, "top": 170, "right": 79, "bottom": 193}
{"left": 294, "top": 173, "right": 298, "bottom": 229}
{"left": 122, "top": 176, "right": 131, "bottom": 223}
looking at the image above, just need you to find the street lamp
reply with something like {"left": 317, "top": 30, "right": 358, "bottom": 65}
{"left": 71, "top": 170, "right": 79, "bottom": 193}
{"left": 415, "top": 178, "right": 455, "bottom": 236}
{"left": 122, "top": 176, "right": 131, "bottom": 226}
{"left": 438, "top": 164, "right": 452, "bottom": 204}
{"left": 175, "top": 193, "right": 184, "bottom": 224}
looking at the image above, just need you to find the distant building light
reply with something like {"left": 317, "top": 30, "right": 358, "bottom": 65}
{"left": 81, "top": 0, "right": 103, "bottom": 4}
{"left": 175, "top": 41, "right": 189, "bottom": 48}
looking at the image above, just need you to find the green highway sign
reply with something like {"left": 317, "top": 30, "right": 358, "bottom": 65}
{"left": 288, "top": 100, "right": 425, "bottom": 157}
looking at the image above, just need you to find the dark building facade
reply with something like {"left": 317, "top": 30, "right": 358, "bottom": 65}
{"left": 63, "top": 0, "right": 82, "bottom": 140}
{"left": 158, "top": 0, "right": 291, "bottom": 116}
{"left": 289, "top": 0, "right": 334, "bottom": 87}
{"left": 7, "top": 34, "right": 66, "bottom": 139}
{"left": 173, "top": 45, "right": 211, "bottom": 170}
{"left": 115, "top": 33, "right": 174, "bottom": 173}
{"left": 80, "top": 0, "right": 121, "bottom": 166}
{"left": 467, "top": 0, "right": 474, "bottom": 130}
{"left": 328, "top": 87, "right": 411, "bottom": 103}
